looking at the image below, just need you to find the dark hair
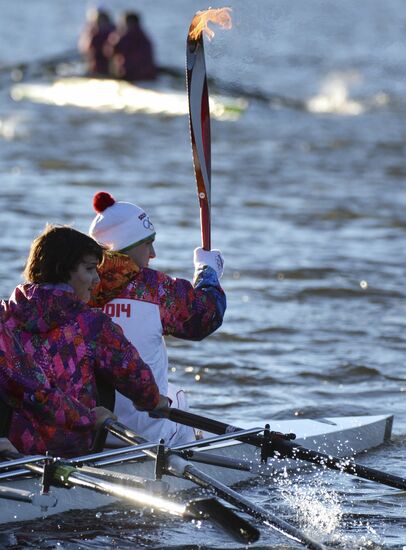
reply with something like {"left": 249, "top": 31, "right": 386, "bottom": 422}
{"left": 97, "top": 11, "right": 112, "bottom": 25}
{"left": 124, "top": 11, "right": 140, "bottom": 26}
{"left": 23, "top": 225, "right": 104, "bottom": 284}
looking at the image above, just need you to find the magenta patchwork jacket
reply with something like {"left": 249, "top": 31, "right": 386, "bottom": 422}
{"left": 0, "top": 316, "right": 96, "bottom": 449}
{"left": 1, "top": 284, "right": 159, "bottom": 457}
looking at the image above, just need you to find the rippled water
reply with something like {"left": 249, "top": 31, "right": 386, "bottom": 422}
{"left": 1, "top": 0, "right": 406, "bottom": 548}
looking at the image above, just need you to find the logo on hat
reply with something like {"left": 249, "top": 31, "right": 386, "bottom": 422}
{"left": 143, "top": 216, "right": 154, "bottom": 230}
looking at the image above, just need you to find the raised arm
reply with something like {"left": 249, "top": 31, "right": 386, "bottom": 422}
{"left": 158, "top": 248, "right": 226, "bottom": 341}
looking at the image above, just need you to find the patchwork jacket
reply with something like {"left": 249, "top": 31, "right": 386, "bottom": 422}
{"left": 1, "top": 284, "right": 159, "bottom": 457}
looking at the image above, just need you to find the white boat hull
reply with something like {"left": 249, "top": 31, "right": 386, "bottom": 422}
{"left": 10, "top": 77, "right": 247, "bottom": 120}
{"left": 0, "top": 414, "right": 393, "bottom": 525}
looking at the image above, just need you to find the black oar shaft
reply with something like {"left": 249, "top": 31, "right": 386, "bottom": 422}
{"left": 158, "top": 408, "right": 406, "bottom": 491}
{"left": 158, "top": 407, "right": 259, "bottom": 444}
{"left": 0, "top": 49, "right": 80, "bottom": 76}
{"left": 158, "top": 65, "right": 305, "bottom": 110}
{"left": 107, "top": 420, "right": 325, "bottom": 549}
{"left": 105, "top": 420, "right": 259, "bottom": 544}
{"left": 286, "top": 444, "right": 406, "bottom": 491}
{"left": 167, "top": 455, "right": 326, "bottom": 550}
{"left": 188, "top": 470, "right": 325, "bottom": 550}
{"left": 185, "top": 497, "right": 258, "bottom": 544}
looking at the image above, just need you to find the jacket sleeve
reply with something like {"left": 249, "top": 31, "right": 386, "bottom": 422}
{"left": 157, "top": 266, "right": 226, "bottom": 341}
{"left": 0, "top": 329, "right": 95, "bottom": 432}
{"left": 93, "top": 314, "right": 160, "bottom": 410}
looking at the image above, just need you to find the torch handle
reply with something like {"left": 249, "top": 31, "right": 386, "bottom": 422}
{"left": 187, "top": 36, "right": 212, "bottom": 252}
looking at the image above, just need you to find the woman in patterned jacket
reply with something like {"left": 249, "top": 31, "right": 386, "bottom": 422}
{"left": 1, "top": 225, "right": 165, "bottom": 457}
{"left": 88, "top": 191, "right": 226, "bottom": 446}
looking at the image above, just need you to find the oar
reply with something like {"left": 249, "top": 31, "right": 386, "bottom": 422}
{"left": 167, "top": 453, "right": 327, "bottom": 550}
{"left": 186, "top": 10, "right": 217, "bottom": 250}
{"left": 1, "top": 452, "right": 257, "bottom": 542}
{"left": 103, "top": 422, "right": 259, "bottom": 544}
{"left": 1, "top": 47, "right": 303, "bottom": 110}
{"left": 0, "top": 49, "right": 80, "bottom": 79}
{"left": 153, "top": 407, "right": 406, "bottom": 491}
{"left": 159, "top": 64, "right": 305, "bottom": 110}
{"left": 105, "top": 419, "right": 327, "bottom": 550}
{"left": 0, "top": 430, "right": 261, "bottom": 480}
{"left": 2, "top": 449, "right": 171, "bottom": 496}
{"left": 23, "top": 459, "right": 203, "bottom": 519}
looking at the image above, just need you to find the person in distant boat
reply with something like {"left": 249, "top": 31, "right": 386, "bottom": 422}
{"left": 78, "top": 7, "right": 115, "bottom": 76}
{"left": 88, "top": 191, "right": 226, "bottom": 446}
{"left": 106, "top": 11, "right": 157, "bottom": 81}
{"left": 1, "top": 225, "right": 167, "bottom": 457}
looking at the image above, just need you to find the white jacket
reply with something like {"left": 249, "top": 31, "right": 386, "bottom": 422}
{"left": 95, "top": 263, "right": 226, "bottom": 446}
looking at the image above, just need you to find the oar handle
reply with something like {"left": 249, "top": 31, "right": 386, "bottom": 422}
{"left": 103, "top": 419, "right": 147, "bottom": 446}
{"left": 153, "top": 407, "right": 260, "bottom": 445}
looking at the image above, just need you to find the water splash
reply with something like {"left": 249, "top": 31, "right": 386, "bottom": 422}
{"left": 279, "top": 473, "right": 343, "bottom": 536}
{"left": 0, "top": 113, "right": 29, "bottom": 140}
{"left": 276, "top": 470, "right": 384, "bottom": 548}
{"left": 306, "top": 70, "right": 365, "bottom": 115}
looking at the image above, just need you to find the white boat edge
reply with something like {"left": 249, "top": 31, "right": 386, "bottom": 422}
{"left": 10, "top": 77, "right": 248, "bottom": 120}
{"left": 0, "top": 413, "right": 393, "bottom": 525}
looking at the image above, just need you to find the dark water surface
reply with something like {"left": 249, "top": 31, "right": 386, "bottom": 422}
{"left": 0, "top": 0, "right": 405, "bottom": 548}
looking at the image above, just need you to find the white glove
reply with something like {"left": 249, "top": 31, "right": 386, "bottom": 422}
{"left": 194, "top": 247, "right": 224, "bottom": 280}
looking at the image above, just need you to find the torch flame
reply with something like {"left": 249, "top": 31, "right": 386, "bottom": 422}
{"left": 188, "top": 7, "right": 232, "bottom": 41}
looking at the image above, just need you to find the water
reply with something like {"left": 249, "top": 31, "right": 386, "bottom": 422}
{"left": 1, "top": 0, "right": 406, "bottom": 547}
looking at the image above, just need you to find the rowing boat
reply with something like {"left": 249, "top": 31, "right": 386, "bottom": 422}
{"left": 9, "top": 76, "right": 247, "bottom": 120}
{"left": 0, "top": 413, "right": 393, "bottom": 525}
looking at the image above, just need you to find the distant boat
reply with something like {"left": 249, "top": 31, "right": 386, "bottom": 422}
{"left": 10, "top": 76, "right": 248, "bottom": 120}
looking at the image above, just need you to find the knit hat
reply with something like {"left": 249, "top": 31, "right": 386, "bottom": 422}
{"left": 89, "top": 191, "right": 155, "bottom": 252}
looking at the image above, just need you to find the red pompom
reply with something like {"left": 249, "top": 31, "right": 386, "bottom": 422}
{"left": 93, "top": 192, "right": 116, "bottom": 213}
